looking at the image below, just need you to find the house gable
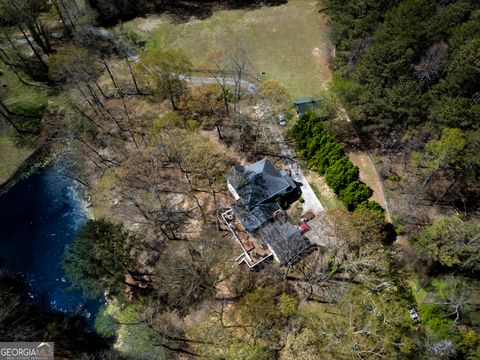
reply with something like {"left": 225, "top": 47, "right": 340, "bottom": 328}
{"left": 225, "top": 158, "right": 294, "bottom": 210}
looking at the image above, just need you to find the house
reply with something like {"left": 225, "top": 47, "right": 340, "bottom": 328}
{"left": 255, "top": 221, "right": 314, "bottom": 265}
{"left": 294, "top": 96, "right": 321, "bottom": 117}
{"left": 225, "top": 158, "right": 298, "bottom": 211}
{"left": 223, "top": 158, "right": 314, "bottom": 267}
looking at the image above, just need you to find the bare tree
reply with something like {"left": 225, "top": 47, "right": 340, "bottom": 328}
{"left": 256, "top": 221, "right": 315, "bottom": 285}
{"left": 414, "top": 42, "right": 449, "bottom": 91}
{"left": 136, "top": 48, "right": 192, "bottom": 110}
{"left": 111, "top": 147, "right": 194, "bottom": 240}
{"left": 201, "top": 43, "right": 252, "bottom": 118}
{"left": 201, "top": 48, "right": 233, "bottom": 116}
{"left": 227, "top": 42, "right": 251, "bottom": 116}
{"left": 289, "top": 250, "right": 344, "bottom": 303}
{"left": 153, "top": 236, "right": 233, "bottom": 314}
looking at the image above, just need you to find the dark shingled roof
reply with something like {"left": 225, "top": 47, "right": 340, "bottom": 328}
{"left": 294, "top": 96, "right": 321, "bottom": 116}
{"left": 255, "top": 222, "right": 314, "bottom": 265}
{"left": 232, "top": 202, "right": 282, "bottom": 233}
{"left": 225, "top": 158, "right": 292, "bottom": 210}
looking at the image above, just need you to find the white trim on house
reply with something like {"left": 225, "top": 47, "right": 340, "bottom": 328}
{"left": 266, "top": 243, "right": 280, "bottom": 263}
{"left": 227, "top": 181, "right": 241, "bottom": 201}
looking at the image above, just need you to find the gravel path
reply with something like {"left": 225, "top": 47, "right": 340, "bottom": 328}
{"left": 179, "top": 75, "right": 258, "bottom": 94}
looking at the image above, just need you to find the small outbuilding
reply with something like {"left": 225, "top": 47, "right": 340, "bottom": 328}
{"left": 294, "top": 96, "right": 321, "bottom": 117}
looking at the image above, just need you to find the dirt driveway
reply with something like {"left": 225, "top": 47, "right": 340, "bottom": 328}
{"left": 348, "top": 151, "right": 391, "bottom": 222}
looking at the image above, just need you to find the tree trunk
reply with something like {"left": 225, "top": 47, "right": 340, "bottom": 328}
{"left": 74, "top": 134, "right": 119, "bottom": 167}
{"left": 0, "top": 49, "right": 44, "bottom": 87}
{"left": 57, "top": 0, "right": 78, "bottom": 34}
{"left": 28, "top": 19, "right": 53, "bottom": 55}
{"left": 103, "top": 58, "right": 118, "bottom": 92}
{"left": 120, "top": 96, "right": 140, "bottom": 149}
{"left": 17, "top": 25, "right": 48, "bottom": 70}
{"left": 215, "top": 124, "right": 223, "bottom": 140}
{"left": 0, "top": 109, "right": 38, "bottom": 135}
{"left": 125, "top": 55, "right": 141, "bottom": 95}
{"left": 57, "top": 171, "right": 91, "bottom": 188}
{"left": 167, "top": 81, "right": 177, "bottom": 110}
{"left": 0, "top": 99, "right": 38, "bottom": 119}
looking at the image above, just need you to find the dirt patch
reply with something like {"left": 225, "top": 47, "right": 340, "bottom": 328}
{"left": 311, "top": 47, "right": 322, "bottom": 57}
{"left": 348, "top": 151, "right": 391, "bottom": 221}
{"left": 136, "top": 16, "right": 164, "bottom": 32}
{"left": 311, "top": 46, "right": 332, "bottom": 84}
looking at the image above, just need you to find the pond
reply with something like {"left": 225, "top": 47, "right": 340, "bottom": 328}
{"left": 0, "top": 160, "right": 101, "bottom": 320}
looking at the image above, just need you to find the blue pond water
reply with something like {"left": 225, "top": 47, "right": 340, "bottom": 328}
{"left": 0, "top": 161, "right": 101, "bottom": 320}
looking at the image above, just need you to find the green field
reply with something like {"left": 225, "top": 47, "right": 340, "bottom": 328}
{"left": 123, "top": 0, "right": 332, "bottom": 97}
{"left": 0, "top": 66, "right": 46, "bottom": 185}
{"left": 0, "top": 133, "right": 33, "bottom": 185}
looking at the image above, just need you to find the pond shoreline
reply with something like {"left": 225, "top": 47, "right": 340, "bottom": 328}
{"left": 0, "top": 155, "right": 99, "bottom": 322}
{"left": 0, "top": 144, "right": 52, "bottom": 196}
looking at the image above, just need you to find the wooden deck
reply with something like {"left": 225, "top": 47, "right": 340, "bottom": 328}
{"left": 221, "top": 209, "right": 273, "bottom": 268}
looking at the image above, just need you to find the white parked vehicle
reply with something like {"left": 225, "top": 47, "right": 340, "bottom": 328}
{"left": 408, "top": 307, "right": 420, "bottom": 323}
{"left": 278, "top": 114, "right": 286, "bottom": 126}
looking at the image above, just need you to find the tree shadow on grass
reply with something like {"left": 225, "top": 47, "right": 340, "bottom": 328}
{"left": 91, "top": 0, "right": 288, "bottom": 26}
{"left": 161, "top": 0, "right": 289, "bottom": 23}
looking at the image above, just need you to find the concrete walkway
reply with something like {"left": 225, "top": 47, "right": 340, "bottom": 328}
{"left": 272, "top": 125, "right": 324, "bottom": 215}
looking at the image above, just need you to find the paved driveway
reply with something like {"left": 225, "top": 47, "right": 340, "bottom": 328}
{"left": 257, "top": 105, "right": 324, "bottom": 215}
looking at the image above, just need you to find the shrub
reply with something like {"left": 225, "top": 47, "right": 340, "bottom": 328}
{"left": 329, "top": 73, "right": 358, "bottom": 103}
{"left": 339, "top": 181, "right": 373, "bottom": 210}
{"left": 419, "top": 303, "right": 457, "bottom": 339}
{"left": 325, "top": 157, "right": 359, "bottom": 193}
{"left": 113, "top": 26, "right": 146, "bottom": 50}
{"left": 278, "top": 293, "right": 298, "bottom": 318}
{"left": 357, "top": 200, "right": 385, "bottom": 214}
{"left": 309, "top": 140, "right": 345, "bottom": 174}
{"left": 290, "top": 109, "right": 322, "bottom": 147}
{"left": 303, "top": 130, "right": 331, "bottom": 158}
{"left": 94, "top": 305, "right": 118, "bottom": 338}
{"left": 152, "top": 111, "right": 185, "bottom": 132}
{"left": 392, "top": 215, "right": 406, "bottom": 235}
{"left": 291, "top": 110, "right": 384, "bottom": 213}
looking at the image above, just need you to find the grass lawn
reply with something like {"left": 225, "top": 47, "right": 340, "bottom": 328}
{"left": 0, "top": 133, "right": 34, "bottom": 185}
{"left": 123, "top": 0, "right": 332, "bottom": 97}
{"left": 407, "top": 278, "right": 428, "bottom": 304}
{"left": 0, "top": 66, "right": 47, "bottom": 185}
{"left": 307, "top": 171, "right": 344, "bottom": 210}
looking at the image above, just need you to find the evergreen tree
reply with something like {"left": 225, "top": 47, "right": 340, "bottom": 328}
{"left": 62, "top": 219, "right": 136, "bottom": 298}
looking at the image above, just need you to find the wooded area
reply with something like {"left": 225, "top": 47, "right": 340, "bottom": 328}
{"left": 326, "top": 0, "right": 480, "bottom": 218}
{"left": 323, "top": 1, "right": 480, "bottom": 359}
